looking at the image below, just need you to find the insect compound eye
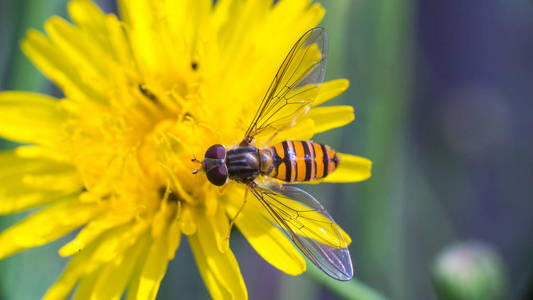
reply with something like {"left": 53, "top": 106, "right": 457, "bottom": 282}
{"left": 205, "top": 144, "right": 226, "bottom": 160}
{"left": 206, "top": 165, "right": 228, "bottom": 186}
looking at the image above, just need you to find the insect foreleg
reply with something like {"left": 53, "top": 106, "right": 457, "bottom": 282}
{"left": 223, "top": 187, "right": 249, "bottom": 251}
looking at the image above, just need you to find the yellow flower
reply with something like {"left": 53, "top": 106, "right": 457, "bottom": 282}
{"left": 0, "top": 0, "right": 371, "bottom": 299}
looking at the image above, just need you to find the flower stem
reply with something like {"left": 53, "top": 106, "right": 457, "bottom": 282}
{"left": 305, "top": 262, "right": 389, "bottom": 300}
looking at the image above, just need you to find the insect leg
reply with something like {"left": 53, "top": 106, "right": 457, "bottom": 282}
{"left": 224, "top": 187, "right": 249, "bottom": 247}
{"left": 265, "top": 131, "right": 280, "bottom": 146}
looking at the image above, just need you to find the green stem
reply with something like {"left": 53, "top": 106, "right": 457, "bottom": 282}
{"left": 6, "top": 0, "right": 67, "bottom": 91}
{"left": 305, "top": 261, "right": 389, "bottom": 300}
{"left": 347, "top": 0, "right": 414, "bottom": 298}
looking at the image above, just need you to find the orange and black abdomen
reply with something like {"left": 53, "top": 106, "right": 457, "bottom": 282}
{"left": 268, "top": 141, "right": 339, "bottom": 183}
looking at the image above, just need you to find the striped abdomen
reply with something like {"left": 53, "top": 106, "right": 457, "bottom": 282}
{"left": 268, "top": 141, "right": 339, "bottom": 183}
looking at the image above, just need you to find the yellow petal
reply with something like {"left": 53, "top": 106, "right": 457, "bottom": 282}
{"left": 0, "top": 151, "right": 82, "bottom": 214}
{"left": 167, "top": 218, "right": 181, "bottom": 260}
{"left": 299, "top": 3, "right": 326, "bottom": 38}
{"left": 179, "top": 205, "right": 197, "bottom": 235}
{"left": 189, "top": 210, "right": 247, "bottom": 300}
{"left": 4, "top": 157, "right": 79, "bottom": 189}
{"left": 59, "top": 213, "right": 133, "bottom": 257}
{"left": 68, "top": 0, "right": 106, "bottom": 33}
{"left": 90, "top": 236, "right": 150, "bottom": 300}
{"left": 90, "top": 220, "right": 149, "bottom": 264}
{"left": 209, "top": 202, "right": 230, "bottom": 253}
{"left": 0, "top": 92, "right": 66, "bottom": 145}
{"left": 14, "top": 145, "right": 69, "bottom": 162}
{"left": 270, "top": 0, "right": 311, "bottom": 20}
{"left": 22, "top": 172, "right": 82, "bottom": 192}
{"left": 21, "top": 30, "right": 105, "bottom": 103}
{"left": 73, "top": 235, "right": 149, "bottom": 300}
{"left": 0, "top": 176, "right": 76, "bottom": 215}
{"left": 44, "top": 231, "right": 106, "bottom": 300}
{"left": 72, "top": 269, "right": 99, "bottom": 300}
{"left": 118, "top": 0, "right": 172, "bottom": 80}
{"left": 45, "top": 16, "right": 109, "bottom": 82}
{"left": 226, "top": 198, "right": 306, "bottom": 276}
{"left": 44, "top": 250, "right": 91, "bottom": 300}
{"left": 0, "top": 151, "right": 42, "bottom": 177}
{"left": 307, "top": 105, "right": 354, "bottom": 134}
{"left": 105, "top": 13, "right": 135, "bottom": 69}
{"left": 0, "top": 198, "right": 102, "bottom": 259}
{"left": 44, "top": 228, "right": 150, "bottom": 300}
{"left": 314, "top": 79, "right": 350, "bottom": 106}
{"left": 151, "top": 200, "right": 174, "bottom": 239}
{"left": 216, "top": 0, "right": 270, "bottom": 63}
{"left": 324, "top": 153, "right": 372, "bottom": 183}
{"left": 165, "top": 0, "right": 211, "bottom": 44}
{"left": 127, "top": 227, "right": 170, "bottom": 300}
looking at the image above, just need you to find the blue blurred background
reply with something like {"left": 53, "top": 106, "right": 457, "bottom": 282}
{"left": 1, "top": 0, "right": 532, "bottom": 299}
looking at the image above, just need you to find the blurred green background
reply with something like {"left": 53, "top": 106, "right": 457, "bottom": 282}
{"left": 1, "top": 0, "right": 532, "bottom": 299}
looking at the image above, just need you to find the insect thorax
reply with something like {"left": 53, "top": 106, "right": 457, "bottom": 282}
{"left": 226, "top": 146, "right": 261, "bottom": 183}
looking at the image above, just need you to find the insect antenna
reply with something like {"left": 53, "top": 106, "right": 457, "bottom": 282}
{"left": 191, "top": 157, "right": 202, "bottom": 174}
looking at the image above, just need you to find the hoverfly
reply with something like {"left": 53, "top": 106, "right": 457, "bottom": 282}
{"left": 193, "top": 27, "right": 353, "bottom": 281}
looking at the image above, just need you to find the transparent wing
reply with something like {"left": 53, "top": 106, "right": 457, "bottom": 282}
{"left": 249, "top": 183, "right": 353, "bottom": 281}
{"left": 243, "top": 27, "right": 328, "bottom": 143}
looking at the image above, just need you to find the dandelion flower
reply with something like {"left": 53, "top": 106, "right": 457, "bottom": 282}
{"left": 0, "top": 0, "right": 371, "bottom": 299}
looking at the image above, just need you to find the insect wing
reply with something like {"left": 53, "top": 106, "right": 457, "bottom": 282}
{"left": 244, "top": 27, "right": 328, "bottom": 142}
{"left": 249, "top": 183, "right": 353, "bottom": 281}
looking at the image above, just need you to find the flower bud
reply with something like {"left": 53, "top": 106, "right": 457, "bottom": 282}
{"left": 432, "top": 241, "right": 506, "bottom": 300}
